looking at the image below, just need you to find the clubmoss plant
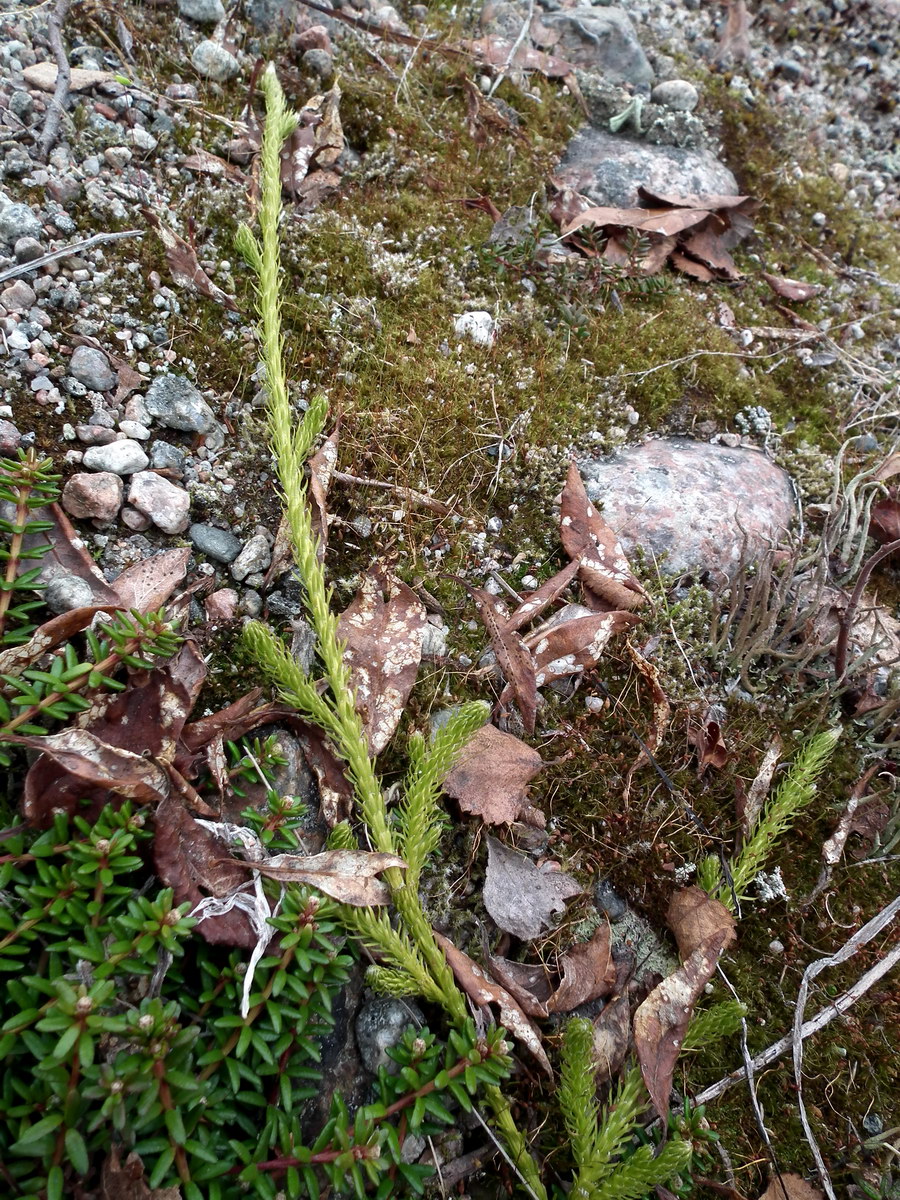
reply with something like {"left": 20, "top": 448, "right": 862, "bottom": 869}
{"left": 698, "top": 726, "right": 841, "bottom": 908}
{"left": 236, "top": 62, "right": 546, "bottom": 1194}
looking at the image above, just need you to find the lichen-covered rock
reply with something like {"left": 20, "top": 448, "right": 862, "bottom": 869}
{"left": 579, "top": 438, "right": 797, "bottom": 576}
{"left": 555, "top": 129, "right": 738, "bottom": 208}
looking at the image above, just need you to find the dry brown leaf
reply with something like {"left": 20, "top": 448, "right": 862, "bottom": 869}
{"left": 309, "top": 426, "right": 339, "bottom": 559}
{"left": 560, "top": 461, "right": 648, "bottom": 611}
{"left": 591, "top": 993, "right": 632, "bottom": 1083}
{"left": 527, "top": 609, "right": 641, "bottom": 687}
{"left": 228, "top": 849, "right": 405, "bottom": 906}
{"left": 153, "top": 795, "right": 255, "bottom": 947}
{"left": 441, "top": 724, "right": 542, "bottom": 825}
{"left": 14, "top": 729, "right": 171, "bottom": 822}
{"left": 466, "top": 35, "right": 575, "bottom": 78}
{"left": 100, "top": 1148, "right": 180, "bottom": 1200}
{"left": 874, "top": 449, "right": 900, "bottom": 483}
{"left": 337, "top": 569, "right": 425, "bottom": 754}
{"left": 689, "top": 719, "right": 729, "bottom": 773}
{"left": 142, "top": 208, "right": 238, "bottom": 311}
{"left": 485, "top": 954, "right": 552, "bottom": 1018}
{"left": 761, "top": 272, "right": 824, "bottom": 302}
{"left": 739, "top": 736, "right": 782, "bottom": 840}
{"left": 633, "top": 928, "right": 732, "bottom": 1122}
{"left": 637, "top": 189, "right": 753, "bottom": 212}
{"left": 110, "top": 547, "right": 190, "bottom": 612}
{"left": 546, "top": 925, "right": 616, "bottom": 1013}
{"left": 433, "top": 931, "right": 552, "bottom": 1076}
{"left": 483, "top": 835, "right": 581, "bottom": 940}
{"left": 562, "top": 205, "right": 712, "bottom": 240}
{"left": 548, "top": 180, "right": 594, "bottom": 228}
{"left": 180, "top": 149, "right": 246, "bottom": 182}
{"left": 623, "top": 639, "right": 671, "bottom": 801}
{"left": 461, "top": 580, "right": 537, "bottom": 734}
{"left": 680, "top": 229, "right": 741, "bottom": 279}
{"left": 505, "top": 559, "right": 580, "bottom": 633}
{"left": 31, "top": 503, "right": 121, "bottom": 605}
{"left": 869, "top": 490, "right": 900, "bottom": 547}
{"left": 667, "top": 886, "right": 736, "bottom": 962}
{"left": 671, "top": 251, "right": 715, "bottom": 281}
{"left": 758, "top": 1176, "right": 823, "bottom": 1200}
{"left": 0, "top": 605, "right": 120, "bottom": 678}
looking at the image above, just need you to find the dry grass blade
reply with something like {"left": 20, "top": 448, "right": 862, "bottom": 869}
{"left": 623, "top": 639, "right": 671, "bottom": 800}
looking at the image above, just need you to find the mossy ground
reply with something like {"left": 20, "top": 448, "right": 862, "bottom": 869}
{"left": 26, "top": 1, "right": 900, "bottom": 1195}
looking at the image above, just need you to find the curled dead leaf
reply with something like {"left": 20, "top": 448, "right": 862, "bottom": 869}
{"left": 546, "top": 925, "right": 617, "bottom": 1013}
{"left": 433, "top": 931, "right": 552, "bottom": 1076}
{"left": 667, "top": 886, "right": 736, "bottom": 962}
{"left": 337, "top": 569, "right": 425, "bottom": 755}
{"left": 483, "top": 835, "right": 581, "bottom": 940}
{"left": 689, "top": 718, "right": 729, "bottom": 773}
{"left": 560, "top": 462, "right": 648, "bottom": 612}
{"left": 142, "top": 208, "right": 238, "bottom": 311}
{"left": 460, "top": 580, "right": 537, "bottom": 734}
{"left": 441, "top": 724, "right": 542, "bottom": 825}
{"left": 761, "top": 272, "right": 824, "bottom": 303}
{"left": 228, "top": 849, "right": 405, "bottom": 906}
{"left": 623, "top": 639, "right": 671, "bottom": 801}
{"left": 633, "top": 928, "right": 732, "bottom": 1122}
{"left": 758, "top": 1175, "right": 823, "bottom": 1200}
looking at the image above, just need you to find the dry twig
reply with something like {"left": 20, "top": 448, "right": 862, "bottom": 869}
{"left": 39, "top": 0, "right": 73, "bottom": 162}
{"left": 792, "top": 895, "right": 900, "bottom": 1200}
{"left": 0, "top": 230, "right": 142, "bottom": 286}
{"left": 693, "top": 929, "right": 900, "bottom": 1108}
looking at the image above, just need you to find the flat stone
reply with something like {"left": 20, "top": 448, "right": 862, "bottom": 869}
{"left": 0, "top": 280, "right": 36, "bottom": 313}
{"left": 22, "top": 62, "right": 117, "bottom": 92}
{"left": 230, "top": 532, "right": 271, "bottom": 580}
{"left": 144, "top": 374, "right": 216, "bottom": 433}
{"left": 61, "top": 471, "right": 123, "bottom": 522}
{"left": 69, "top": 345, "right": 117, "bottom": 392}
{"left": 191, "top": 40, "right": 240, "bottom": 82}
{"left": 190, "top": 522, "right": 242, "bottom": 563}
{"left": 178, "top": 0, "right": 226, "bottom": 21}
{"left": 650, "top": 79, "right": 700, "bottom": 112}
{"left": 82, "top": 439, "right": 150, "bottom": 475}
{"left": 0, "top": 199, "right": 43, "bottom": 244}
{"left": 75, "top": 424, "right": 118, "bottom": 446}
{"left": 555, "top": 128, "right": 738, "bottom": 207}
{"left": 579, "top": 438, "right": 797, "bottom": 576}
{"left": 128, "top": 471, "right": 191, "bottom": 534}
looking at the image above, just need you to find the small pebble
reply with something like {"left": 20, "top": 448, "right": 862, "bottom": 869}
{"left": 768, "top": 939, "right": 785, "bottom": 954}
{"left": 82, "top": 439, "right": 149, "bottom": 475}
{"left": 650, "top": 79, "right": 699, "bottom": 112}
{"left": 191, "top": 40, "right": 240, "bottom": 82}
{"left": 127, "top": 471, "right": 191, "bottom": 534}
{"left": 189, "top": 523, "right": 242, "bottom": 563}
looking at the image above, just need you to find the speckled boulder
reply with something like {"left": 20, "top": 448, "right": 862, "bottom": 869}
{"left": 579, "top": 438, "right": 797, "bottom": 576}
{"left": 556, "top": 129, "right": 738, "bottom": 208}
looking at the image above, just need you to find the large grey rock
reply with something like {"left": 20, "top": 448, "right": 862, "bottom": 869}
{"left": 579, "top": 439, "right": 797, "bottom": 576}
{"left": 556, "top": 129, "right": 738, "bottom": 208}
{"left": 144, "top": 374, "right": 216, "bottom": 433}
{"left": 191, "top": 40, "right": 240, "bottom": 81}
{"left": 539, "top": 6, "right": 654, "bottom": 84}
{"left": 69, "top": 345, "right": 117, "bottom": 392}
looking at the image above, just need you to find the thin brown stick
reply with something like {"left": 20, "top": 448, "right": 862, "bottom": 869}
{"left": 332, "top": 470, "right": 454, "bottom": 516}
{"left": 693, "top": 933, "right": 900, "bottom": 1108}
{"left": 835, "top": 538, "right": 900, "bottom": 680}
{"left": 792, "top": 896, "right": 900, "bottom": 1200}
{"left": 39, "top": 0, "right": 73, "bottom": 162}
